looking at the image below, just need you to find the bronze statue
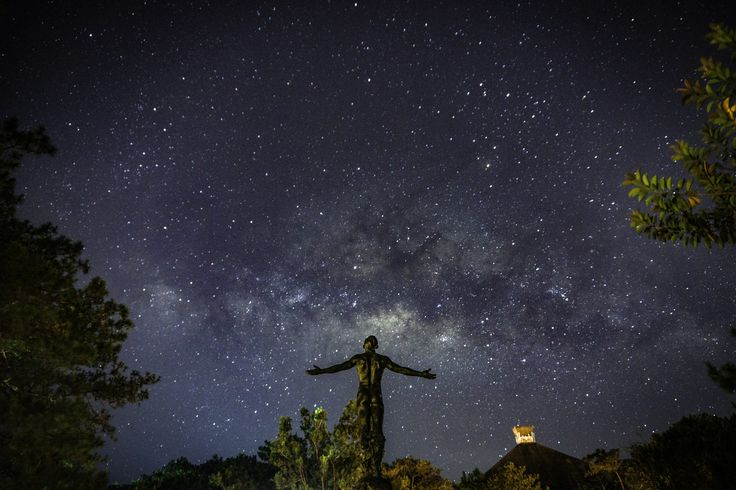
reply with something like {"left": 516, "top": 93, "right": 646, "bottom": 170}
{"left": 306, "top": 335, "right": 436, "bottom": 482}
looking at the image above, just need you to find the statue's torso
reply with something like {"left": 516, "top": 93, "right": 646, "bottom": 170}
{"left": 354, "top": 352, "right": 386, "bottom": 392}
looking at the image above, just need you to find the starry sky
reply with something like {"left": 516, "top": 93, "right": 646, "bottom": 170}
{"left": 2, "top": 0, "right": 736, "bottom": 484}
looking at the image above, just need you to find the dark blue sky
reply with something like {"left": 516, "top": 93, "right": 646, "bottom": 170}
{"left": 2, "top": 0, "right": 736, "bottom": 483}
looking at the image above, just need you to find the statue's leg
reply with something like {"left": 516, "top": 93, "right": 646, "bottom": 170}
{"left": 358, "top": 394, "right": 391, "bottom": 489}
{"left": 369, "top": 395, "right": 385, "bottom": 476}
{"left": 357, "top": 390, "right": 370, "bottom": 445}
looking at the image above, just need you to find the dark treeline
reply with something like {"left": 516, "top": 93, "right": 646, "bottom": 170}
{"left": 109, "top": 453, "right": 276, "bottom": 490}
{"left": 113, "top": 410, "right": 736, "bottom": 490}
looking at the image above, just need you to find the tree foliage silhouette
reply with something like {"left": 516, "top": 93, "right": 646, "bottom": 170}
{"left": 629, "top": 413, "right": 736, "bottom": 490}
{"left": 584, "top": 448, "right": 656, "bottom": 490}
{"left": 121, "top": 453, "right": 275, "bottom": 490}
{"left": 705, "top": 327, "right": 736, "bottom": 399}
{"left": 0, "top": 118, "right": 159, "bottom": 489}
{"left": 266, "top": 401, "right": 364, "bottom": 490}
{"left": 484, "top": 463, "right": 544, "bottom": 490}
{"left": 382, "top": 456, "right": 452, "bottom": 489}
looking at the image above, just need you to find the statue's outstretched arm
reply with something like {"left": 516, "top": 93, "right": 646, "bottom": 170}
{"left": 306, "top": 358, "right": 356, "bottom": 375}
{"left": 386, "top": 359, "right": 436, "bottom": 379}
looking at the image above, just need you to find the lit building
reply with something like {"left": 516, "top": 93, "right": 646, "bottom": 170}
{"left": 486, "top": 425, "right": 589, "bottom": 490}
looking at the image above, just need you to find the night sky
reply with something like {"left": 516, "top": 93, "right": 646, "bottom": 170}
{"left": 3, "top": 0, "right": 736, "bottom": 484}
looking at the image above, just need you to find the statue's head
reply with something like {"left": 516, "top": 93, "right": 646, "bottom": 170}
{"left": 363, "top": 335, "right": 378, "bottom": 351}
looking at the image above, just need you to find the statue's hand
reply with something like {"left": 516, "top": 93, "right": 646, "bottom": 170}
{"left": 422, "top": 368, "right": 436, "bottom": 380}
{"left": 306, "top": 365, "right": 322, "bottom": 375}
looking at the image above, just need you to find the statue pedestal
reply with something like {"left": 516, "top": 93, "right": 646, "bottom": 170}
{"left": 359, "top": 475, "right": 392, "bottom": 490}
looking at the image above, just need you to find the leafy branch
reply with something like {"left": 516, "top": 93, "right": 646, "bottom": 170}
{"left": 623, "top": 23, "right": 736, "bottom": 247}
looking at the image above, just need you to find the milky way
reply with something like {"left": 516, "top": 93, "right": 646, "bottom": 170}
{"left": 2, "top": 0, "right": 736, "bottom": 483}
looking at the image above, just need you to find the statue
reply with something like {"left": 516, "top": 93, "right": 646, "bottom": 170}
{"left": 306, "top": 335, "right": 436, "bottom": 486}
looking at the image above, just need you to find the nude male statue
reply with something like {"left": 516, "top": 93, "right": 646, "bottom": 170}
{"left": 306, "top": 335, "right": 436, "bottom": 478}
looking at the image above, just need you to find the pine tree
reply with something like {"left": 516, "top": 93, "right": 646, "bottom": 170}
{"left": 0, "top": 118, "right": 159, "bottom": 489}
